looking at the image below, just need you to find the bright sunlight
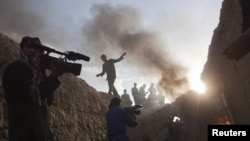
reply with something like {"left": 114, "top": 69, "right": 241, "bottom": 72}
{"left": 188, "top": 70, "right": 207, "bottom": 94}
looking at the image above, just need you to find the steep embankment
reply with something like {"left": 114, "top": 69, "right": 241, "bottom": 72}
{"left": 0, "top": 33, "right": 111, "bottom": 141}
{"left": 202, "top": 0, "right": 250, "bottom": 124}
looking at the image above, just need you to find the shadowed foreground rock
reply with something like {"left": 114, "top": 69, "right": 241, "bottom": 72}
{"left": 202, "top": 0, "right": 250, "bottom": 124}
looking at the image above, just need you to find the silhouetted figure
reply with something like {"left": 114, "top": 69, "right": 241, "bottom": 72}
{"left": 157, "top": 91, "right": 165, "bottom": 106}
{"left": 96, "top": 52, "right": 126, "bottom": 97}
{"left": 2, "top": 37, "right": 65, "bottom": 141}
{"left": 145, "top": 94, "right": 158, "bottom": 109}
{"left": 166, "top": 116, "right": 183, "bottom": 141}
{"left": 148, "top": 83, "right": 157, "bottom": 96}
{"left": 138, "top": 84, "right": 147, "bottom": 106}
{"left": 131, "top": 82, "right": 139, "bottom": 105}
{"left": 121, "top": 89, "right": 133, "bottom": 107}
{"left": 106, "top": 97, "right": 137, "bottom": 141}
{"left": 145, "top": 83, "right": 157, "bottom": 108}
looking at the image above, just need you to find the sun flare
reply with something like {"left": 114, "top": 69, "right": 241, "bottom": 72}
{"left": 190, "top": 79, "right": 206, "bottom": 94}
{"left": 188, "top": 71, "right": 207, "bottom": 94}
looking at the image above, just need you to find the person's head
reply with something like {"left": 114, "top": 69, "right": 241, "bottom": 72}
{"left": 20, "top": 36, "right": 42, "bottom": 60}
{"left": 134, "top": 82, "right": 137, "bottom": 87}
{"left": 150, "top": 83, "right": 154, "bottom": 87}
{"left": 108, "top": 97, "right": 122, "bottom": 109}
{"left": 101, "top": 54, "right": 107, "bottom": 62}
{"left": 124, "top": 89, "right": 127, "bottom": 94}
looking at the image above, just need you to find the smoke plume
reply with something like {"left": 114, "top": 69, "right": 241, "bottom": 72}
{"left": 0, "top": 0, "right": 191, "bottom": 99}
{"left": 83, "top": 4, "right": 190, "bottom": 99}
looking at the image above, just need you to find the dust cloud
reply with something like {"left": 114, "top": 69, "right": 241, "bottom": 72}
{"left": 0, "top": 1, "right": 191, "bottom": 99}
{"left": 83, "top": 4, "right": 190, "bottom": 99}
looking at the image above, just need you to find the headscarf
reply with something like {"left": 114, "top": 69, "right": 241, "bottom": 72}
{"left": 19, "top": 42, "right": 44, "bottom": 106}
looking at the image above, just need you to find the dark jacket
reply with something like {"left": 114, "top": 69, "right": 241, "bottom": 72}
{"left": 2, "top": 60, "right": 61, "bottom": 141}
{"left": 106, "top": 106, "right": 137, "bottom": 141}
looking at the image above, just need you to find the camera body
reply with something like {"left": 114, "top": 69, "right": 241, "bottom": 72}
{"left": 124, "top": 105, "right": 143, "bottom": 118}
{"left": 41, "top": 55, "right": 82, "bottom": 76}
{"left": 28, "top": 37, "right": 90, "bottom": 76}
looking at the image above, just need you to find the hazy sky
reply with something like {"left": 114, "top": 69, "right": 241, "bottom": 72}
{"left": 0, "top": 0, "right": 223, "bottom": 102}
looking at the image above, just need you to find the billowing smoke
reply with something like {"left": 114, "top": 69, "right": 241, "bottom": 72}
{"left": 0, "top": 0, "right": 191, "bottom": 99}
{"left": 83, "top": 4, "right": 190, "bottom": 99}
{"left": 0, "top": 0, "right": 45, "bottom": 36}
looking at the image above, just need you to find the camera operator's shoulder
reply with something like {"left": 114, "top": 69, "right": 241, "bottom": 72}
{"left": 9, "top": 60, "right": 27, "bottom": 68}
{"left": 114, "top": 106, "right": 123, "bottom": 110}
{"left": 112, "top": 106, "right": 125, "bottom": 112}
{"left": 4, "top": 60, "right": 30, "bottom": 74}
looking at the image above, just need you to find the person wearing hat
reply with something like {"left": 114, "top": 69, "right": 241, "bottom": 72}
{"left": 2, "top": 36, "right": 65, "bottom": 141}
{"left": 106, "top": 97, "right": 137, "bottom": 141}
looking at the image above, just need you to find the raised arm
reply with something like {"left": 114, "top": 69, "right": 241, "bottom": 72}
{"left": 112, "top": 52, "right": 126, "bottom": 63}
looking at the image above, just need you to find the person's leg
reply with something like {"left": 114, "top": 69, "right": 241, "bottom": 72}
{"left": 112, "top": 79, "right": 120, "bottom": 97}
{"left": 112, "top": 86, "right": 119, "bottom": 97}
{"left": 107, "top": 79, "right": 114, "bottom": 95}
{"left": 108, "top": 78, "right": 120, "bottom": 97}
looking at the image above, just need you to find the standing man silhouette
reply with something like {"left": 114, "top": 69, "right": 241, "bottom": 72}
{"left": 121, "top": 89, "right": 133, "bottom": 107}
{"left": 131, "top": 82, "right": 139, "bottom": 105}
{"left": 96, "top": 52, "right": 126, "bottom": 97}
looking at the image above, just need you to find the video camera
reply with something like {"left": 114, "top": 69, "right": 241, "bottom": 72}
{"left": 30, "top": 37, "right": 90, "bottom": 76}
{"left": 124, "top": 105, "right": 143, "bottom": 119}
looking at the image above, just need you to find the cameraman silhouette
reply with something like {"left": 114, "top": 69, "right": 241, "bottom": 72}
{"left": 2, "top": 36, "right": 65, "bottom": 141}
{"left": 106, "top": 97, "right": 137, "bottom": 141}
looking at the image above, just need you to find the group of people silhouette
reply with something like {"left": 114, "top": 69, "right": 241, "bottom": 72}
{"left": 96, "top": 52, "right": 166, "bottom": 109}
{"left": 121, "top": 82, "right": 166, "bottom": 108}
